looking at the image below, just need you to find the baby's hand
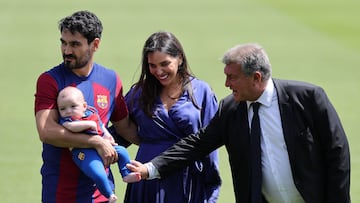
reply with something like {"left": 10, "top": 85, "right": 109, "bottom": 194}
{"left": 88, "top": 121, "right": 98, "bottom": 131}
{"left": 102, "top": 124, "right": 118, "bottom": 146}
{"left": 103, "top": 134, "right": 117, "bottom": 144}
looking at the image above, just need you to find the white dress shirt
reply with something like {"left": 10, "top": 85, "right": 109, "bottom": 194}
{"left": 247, "top": 79, "right": 304, "bottom": 203}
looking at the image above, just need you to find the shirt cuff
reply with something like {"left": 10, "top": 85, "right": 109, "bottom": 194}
{"left": 144, "top": 162, "right": 160, "bottom": 179}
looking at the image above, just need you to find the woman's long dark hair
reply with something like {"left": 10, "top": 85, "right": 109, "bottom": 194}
{"left": 130, "top": 31, "right": 199, "bottom": 117}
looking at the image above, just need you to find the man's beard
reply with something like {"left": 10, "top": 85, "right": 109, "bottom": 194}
{"left": 63, "top": 52, "right": 91, "bottom": 70}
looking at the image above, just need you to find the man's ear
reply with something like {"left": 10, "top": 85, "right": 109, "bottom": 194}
{"left": 92, "top": 38, "right": 100, "bottom": 51}
{"left": 253, "top": 71, "right": 262, "bottom": 82}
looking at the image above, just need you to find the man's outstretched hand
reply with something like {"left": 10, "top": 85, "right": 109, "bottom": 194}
{"left": 126, "top": 160, "right": 149, "bottom": 180}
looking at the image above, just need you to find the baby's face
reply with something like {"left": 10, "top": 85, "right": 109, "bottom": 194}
{"left": 57, "top": 94, "right": 86, "bottom": 118}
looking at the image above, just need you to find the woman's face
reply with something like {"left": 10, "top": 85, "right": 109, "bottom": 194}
{"left": 147, "top": 51, "right": 182, "bottom": 87}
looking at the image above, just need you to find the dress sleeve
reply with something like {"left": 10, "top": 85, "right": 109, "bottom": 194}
{"left": 199, "top": 82, "right": 218, "bottom": 127}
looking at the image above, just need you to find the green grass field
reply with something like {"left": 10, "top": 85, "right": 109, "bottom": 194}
{"left": 0, "top": 0, "right": 358, "bottom": 202}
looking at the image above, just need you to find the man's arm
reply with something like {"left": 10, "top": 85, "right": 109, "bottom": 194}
{"left": 127, "top": 107, "right": 226, "bottom": 179}
{"left": 314, "top": 88, "right": 350, "bottom": 202}
{"left": 127, "top": 130, "right": 223, "bottom": 180}
{"left": 35, "top": 109, "right": 117, "bottom": 166}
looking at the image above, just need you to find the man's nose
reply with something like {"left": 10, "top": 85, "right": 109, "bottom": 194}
{"left": 225, "top": 79, "right": 230, "bottom": 87}
{"left": 63, "top": 45, "right": 73, "bottom": 55}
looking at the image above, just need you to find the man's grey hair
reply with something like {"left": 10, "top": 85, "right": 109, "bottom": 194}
{"left": 222, "top": 43, "right": 272, "bottom": 80}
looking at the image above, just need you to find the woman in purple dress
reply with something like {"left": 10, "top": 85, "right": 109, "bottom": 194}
{"left": 124, "top": 31, "right": 221, "bottom": 203}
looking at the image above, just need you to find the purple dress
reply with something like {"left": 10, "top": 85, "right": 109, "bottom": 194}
{"left": 124, "top": 78, "right": 221, "bottom": 203}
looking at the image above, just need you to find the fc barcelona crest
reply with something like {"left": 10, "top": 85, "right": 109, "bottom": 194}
{"left": 97, "top": 95, "right": 108, "bottom": 109}
{"left": 78, "top": 152, "right": 85, "bottom": 160}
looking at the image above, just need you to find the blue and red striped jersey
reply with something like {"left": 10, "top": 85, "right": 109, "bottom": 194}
{"left": 35, "top": 63, "right": 128, "bottom": 203}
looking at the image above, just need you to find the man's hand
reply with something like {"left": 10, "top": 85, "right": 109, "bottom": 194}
{"left": 126, "top": 160, "right": 149, "bottom": 179}
{"left": 92, "top": 136, "right": 118, "bottom": 167}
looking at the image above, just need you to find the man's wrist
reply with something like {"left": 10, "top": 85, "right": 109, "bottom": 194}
{"left": 88, "top": 134, "right": 103, "bottom": 148}
{"left": 144, "top": 162, "right": 160, "bottom": 179}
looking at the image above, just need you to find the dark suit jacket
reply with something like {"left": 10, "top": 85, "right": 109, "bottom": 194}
{"left": 151, "top": 79, "right": 350, "bottom": 203}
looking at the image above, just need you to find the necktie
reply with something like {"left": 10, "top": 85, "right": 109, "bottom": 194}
{"left": 250, "top": 102, "right": 262, "bottom": 203}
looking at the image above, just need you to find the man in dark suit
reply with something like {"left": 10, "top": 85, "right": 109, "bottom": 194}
{"left": 127, "top": 43, "right": 350, "bottom": 203}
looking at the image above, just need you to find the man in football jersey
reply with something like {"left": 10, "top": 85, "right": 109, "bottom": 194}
{"left": 34, "top": 10, "right": 139, "bottom": 203}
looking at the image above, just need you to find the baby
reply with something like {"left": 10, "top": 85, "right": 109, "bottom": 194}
{"left": 57, "top": 86, "right": 141, "bottom": 203}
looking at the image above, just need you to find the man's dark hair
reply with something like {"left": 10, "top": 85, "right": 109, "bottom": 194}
{"left": 58, "top": 10, "right": 103, "bottom": 44}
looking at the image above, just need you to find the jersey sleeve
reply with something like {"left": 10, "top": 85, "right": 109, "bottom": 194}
{"left": 34, "top": 72, "right": 59, "bottom": 114}
{"left": 110, "top": 73, "right": 129, "bottom": 122}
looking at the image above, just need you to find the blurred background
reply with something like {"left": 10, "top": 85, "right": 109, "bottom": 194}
{"left": 0, "top": 0, "right": 358, "bottom": 202}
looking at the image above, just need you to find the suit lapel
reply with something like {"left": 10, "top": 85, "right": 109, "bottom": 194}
{"left": 229, "top": 101, "right": 250, "bottom": 150}
{"left": 273, "top": 80, "right": 296, "bottom": 164}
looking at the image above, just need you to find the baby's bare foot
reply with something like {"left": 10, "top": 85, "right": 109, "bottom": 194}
{"left": 123, "top": 172, "right": 141, "bottom": 183}
{"left": 109, "top": 194, "right": 117, "bottom": 203}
